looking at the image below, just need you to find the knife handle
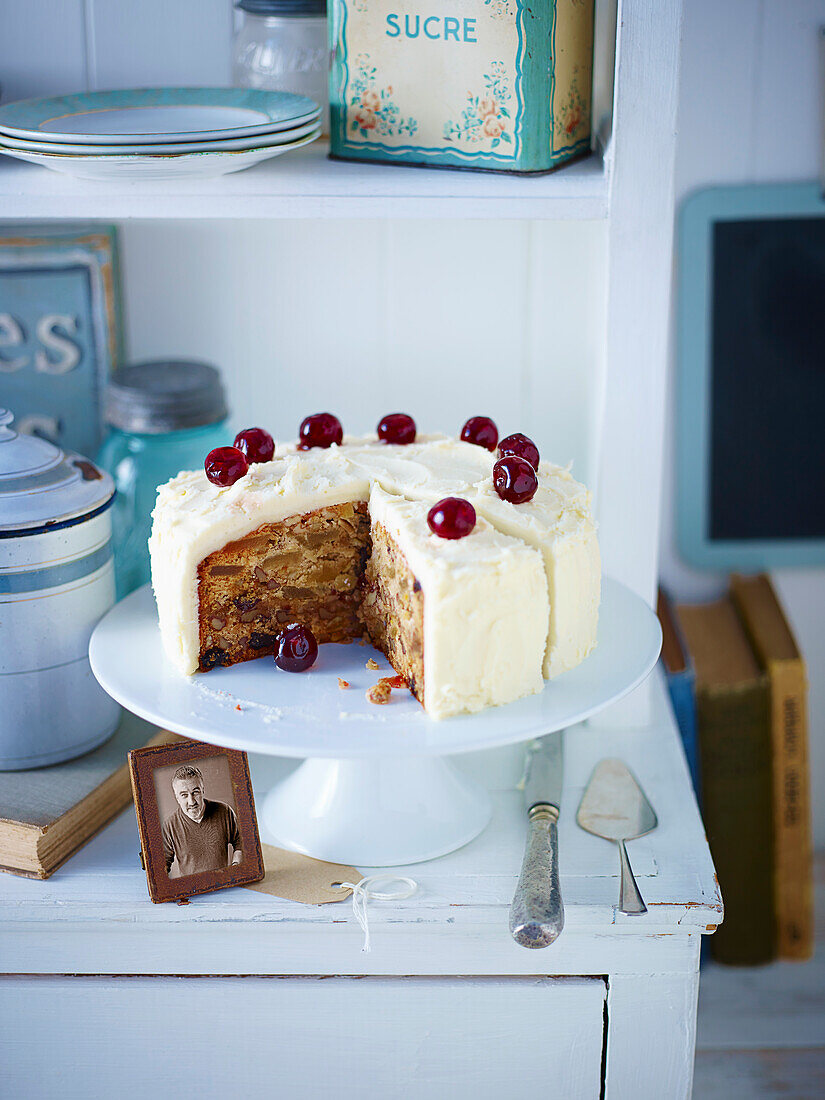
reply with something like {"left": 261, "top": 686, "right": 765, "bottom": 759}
{"left": 509, "top": 804, "right": 564, "bottom": 949}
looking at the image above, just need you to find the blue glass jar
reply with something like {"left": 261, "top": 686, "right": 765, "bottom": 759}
{"left": 96, "top": 360, "right": 229, "bottom": 598}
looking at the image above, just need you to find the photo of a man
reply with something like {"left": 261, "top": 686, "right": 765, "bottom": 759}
{"left": 160, "top": 762, "right": 243, "bottom": 879}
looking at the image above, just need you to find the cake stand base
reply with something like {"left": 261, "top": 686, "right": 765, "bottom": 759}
{"left": 260, "top": 755, "right": 492, "bottom": 866}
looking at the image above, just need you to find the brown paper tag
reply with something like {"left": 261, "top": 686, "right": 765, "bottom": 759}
{"left": 244, "top": 843, "right": 361, "bottom": 905}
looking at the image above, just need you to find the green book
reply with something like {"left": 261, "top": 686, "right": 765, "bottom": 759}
{"left": 0, "top": 712, "right": 176, "bottom": 879}
{"left": 677, "top": 596, "right": 775, "bottom": 965}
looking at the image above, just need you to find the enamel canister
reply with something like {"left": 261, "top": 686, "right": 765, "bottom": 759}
{"left": 0, "top": 408, "right": 120, "bottom": 770}
{"left": 329, "top": 0, "right": 593, "bottom": 173}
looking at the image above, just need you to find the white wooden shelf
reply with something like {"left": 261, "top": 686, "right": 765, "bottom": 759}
{"left": 0, "top": 142, "right": 608, "bottom": 221}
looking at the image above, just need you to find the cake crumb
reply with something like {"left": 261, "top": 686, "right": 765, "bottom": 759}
{"left": 337, "top": 678, "right": 350, "bottom": 690}
{"left": 366, "top": 658, "right": 380, "bottom": 670}
{"left": 380, "top": 675, "right": 406, "bottom": 690}
{"left": 366, "top": 682, "right": 392, "bottom": 705}
{"left": 235, "top": 704, "right": 242, "bottom": 711}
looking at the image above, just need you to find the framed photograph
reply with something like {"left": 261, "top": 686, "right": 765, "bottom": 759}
{"left": 128, "top": 739, "right": 264, "bottom": 903}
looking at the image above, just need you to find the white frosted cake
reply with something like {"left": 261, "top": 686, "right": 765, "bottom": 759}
{"left": 149, "top": 424, "right": 600, "bottom": 719}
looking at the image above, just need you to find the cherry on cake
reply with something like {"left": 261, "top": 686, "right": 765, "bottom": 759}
{"left": 149, "top": 425, "right": 601, "bottom": 719}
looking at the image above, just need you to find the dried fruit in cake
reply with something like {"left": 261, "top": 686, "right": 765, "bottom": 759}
{"left": 234, "top": 427, "right": 275, "bottom": 464}
{"left": 498, "top": 432, "right": 540, "bottom": 470}
{"left": 427, "top": 497, "right": 476, "bottom": 539}
{"left": 204, "top": 446, "right": 248, "bottom": 487}
{"left": 274, "top": 623, "right": 318, "bottom": 672}
{"left": 493, "top": 456, "right": 538, "bottom": 504}
{"left": 298, "top": 412, "right": 343, "bottom": 450}
{"left": 461, "top": 415, "right": 498, "bottom": 452}
{"left": 377, "top": 412, "right": 416, "bottom": 445}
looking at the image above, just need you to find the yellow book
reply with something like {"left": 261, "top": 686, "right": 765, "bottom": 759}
{"left": 731, "top": 574, "right": 813, "bottom": 960}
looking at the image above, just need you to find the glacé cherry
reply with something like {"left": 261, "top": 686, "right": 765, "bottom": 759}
{"left": 427, "top": 497, "right": 476, "bottom": 539}
{"left": 298, "top": 412, "right": 343, "bottom": 450}
{"left": 461, "top": 415, "right": 498, "bottom": 452}
{"left": 233, "top": 427, "right": 275, "bottom": 464}
{"left": 493, "top": 456, "right": 538, "bottom": 504}
{"left": 274, "top": 623, "right": 318, "bottom": 672}
{"left": 498, "top": 432, "right": 540, "bottom": 470}
{"left": 377, "top": 412, "right": 416, "bottom": 445}
{"left": 204, "top": 446, "right": 248, "bottom": 487}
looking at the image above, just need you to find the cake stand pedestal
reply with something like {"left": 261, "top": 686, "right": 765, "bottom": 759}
{"left": 89, "top": 578, "right": 661, "bottom": 866}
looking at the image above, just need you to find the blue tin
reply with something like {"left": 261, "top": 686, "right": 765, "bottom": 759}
{"left": 0, "top": 224, "right": 122, "bottom": 458}
{"left": 329, "top": 0, "right": 593, "bottom": 173}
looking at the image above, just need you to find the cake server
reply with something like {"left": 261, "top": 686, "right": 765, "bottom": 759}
{"left": 509, "top": 731, "right": 564, "bottom": 948}
{"left": 576, "top": 759, "right": 657, "bottom": 915}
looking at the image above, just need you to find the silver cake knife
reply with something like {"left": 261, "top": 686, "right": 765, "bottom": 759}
{"left": 509, "top": 731, "right": 564, "bottom": 948}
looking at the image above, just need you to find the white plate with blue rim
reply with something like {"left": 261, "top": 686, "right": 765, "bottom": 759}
{"left": 0, "top": 127, "right": 321, "bottom": 181}
{"left": 0, "top": 87, "right": 321, "bottom": 145}
{"left": 0, "top": 116, "right": 321, "bottom": 156}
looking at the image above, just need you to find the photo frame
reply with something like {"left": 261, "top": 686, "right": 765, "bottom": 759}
{"left": 128, "top": 738, "right": 264, "bottom": 903}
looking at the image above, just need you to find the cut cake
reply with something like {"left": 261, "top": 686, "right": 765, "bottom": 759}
{"left": 149, "top": 434, "right": 600, "bottom": 719}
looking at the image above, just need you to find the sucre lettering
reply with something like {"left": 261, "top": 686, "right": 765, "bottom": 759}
{"left": 386, "top": 14, "right": 477, "bottom": 42}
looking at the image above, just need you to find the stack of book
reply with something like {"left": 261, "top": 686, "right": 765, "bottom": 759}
{"left": 659, "top": 575, "right": 813, "bottom": 965}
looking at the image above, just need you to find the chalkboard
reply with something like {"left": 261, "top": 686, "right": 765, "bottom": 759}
{"left": 678, "top": 184, "right": 825, "bottom": 570}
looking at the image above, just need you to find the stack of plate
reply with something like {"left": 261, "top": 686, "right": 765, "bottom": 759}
{"left": 0, "top": 87, "right": 322, "bottom": 181}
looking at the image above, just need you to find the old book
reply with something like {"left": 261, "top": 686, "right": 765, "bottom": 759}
{"left": 730, "top": 573, "right": 813, "bottom": 960}
{"left": 676, "top": 596, "right": 775, "bottom": 965}
{"left": 0, "top": 713, "right": 179, "bottom": 879}
{"left": 657, "top": 588, "right": 700, "bottom": 798}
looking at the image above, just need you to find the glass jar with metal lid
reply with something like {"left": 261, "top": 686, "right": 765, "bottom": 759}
{"left": 233, "top": 0, "right": 329, "bottom": 134}
{"left": 96, "top": 360, "right": 228, "bottom": 598}
{"left": 0, "top": 408, "right": 120, "bottom": 769}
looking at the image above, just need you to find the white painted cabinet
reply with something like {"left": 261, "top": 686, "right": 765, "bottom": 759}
{"left": 2, "top": 977, "right": 607, "bottom": 1099}
{"left": 0, "top": 3, "right": 718, "bottom": 1098}
{"left": 0, "top": 675, "right": 719, "bottom": 1099}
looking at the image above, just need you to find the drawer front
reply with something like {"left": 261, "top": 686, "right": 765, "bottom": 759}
{"left": 2, "top": 975, "right": 606, "bottom": 1099}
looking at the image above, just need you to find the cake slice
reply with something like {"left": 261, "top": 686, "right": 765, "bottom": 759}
{"left": 360, "top": 486, "right": 549, "bottom": 719}
{"left": 336, "top": 437, "right": 600, "bottom": 679}
{"left": 469, "top": 461, "right": 601, "bottom": 678}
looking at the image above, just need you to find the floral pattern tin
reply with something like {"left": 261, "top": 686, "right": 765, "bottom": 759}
{"left": 329, "top": 0, "right": 593, "bottom": 173}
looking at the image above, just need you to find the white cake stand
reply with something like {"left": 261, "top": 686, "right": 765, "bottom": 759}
{"left": 89, "top": 578, "right": 661, "bottom": 866}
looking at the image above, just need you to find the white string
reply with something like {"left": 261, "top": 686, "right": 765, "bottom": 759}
{"left": 335, "top": 874, "right": 418, "bottom": 953}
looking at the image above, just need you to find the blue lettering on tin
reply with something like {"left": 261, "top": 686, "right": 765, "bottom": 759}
{"left": 384, "top": 14, "right": 478, "bottom": 42}
{"left": 444, "top": 18, "right": 459, "bottom": 41}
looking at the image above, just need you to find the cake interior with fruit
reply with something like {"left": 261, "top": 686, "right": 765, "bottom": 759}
{"left": 360, "top": 515, "right": 425, "bottom": 705}
{"left": 149, "top": 413, "right": 601, "bottom": 719}
{"left": 196, "top": 501, "right": 370, "bottom": 671}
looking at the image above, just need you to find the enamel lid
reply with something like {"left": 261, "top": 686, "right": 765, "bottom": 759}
{"left": 0, "top": 408, "right": 114, "bottom": 533}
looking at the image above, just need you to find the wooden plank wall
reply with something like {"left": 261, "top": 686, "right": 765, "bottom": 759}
{"left": 117, "top": 217, "right": 605, "bottom": 477}
{"left": 0, "top": 0, "right": 607, "bottom": 484}
{"left": 0, "top": 0, "right": 233, "bottom": 100}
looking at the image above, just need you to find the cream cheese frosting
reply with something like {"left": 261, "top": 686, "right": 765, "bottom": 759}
{"left": 149, "top": 435, "right": 600, "bottom": 707}
{"left": 368, "top": 485, "right": 548, "bottom": 718}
